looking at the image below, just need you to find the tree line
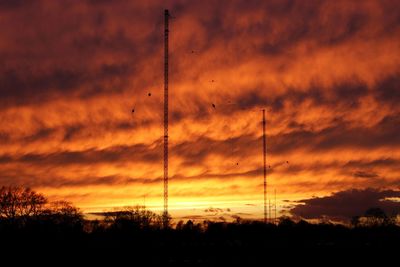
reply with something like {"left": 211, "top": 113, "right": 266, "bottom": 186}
{"left": 0, "top": 186, "right": 81, "bottom": 220}
{"left": 1, "top": 186, "right": 399, "bottom": 230}
{"left": 1, "top": 185, "right": 399, "bottom": 261}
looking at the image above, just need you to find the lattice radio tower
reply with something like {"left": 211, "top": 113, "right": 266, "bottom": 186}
{"left": 163, "top": 9, "right": 169, "bottom": 228}
{"left": 262, "top": 109, "right": 267, "bottom": 223}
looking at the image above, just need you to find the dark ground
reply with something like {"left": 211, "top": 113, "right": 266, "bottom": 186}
{"left": 1, "top": 219, "right": 399, "bottom": 264}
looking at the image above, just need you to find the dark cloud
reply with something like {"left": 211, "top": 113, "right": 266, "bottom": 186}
{"left": 0, "top": 0, "right": 395, "bottom": 107}
{"left": 259, "top": 159, "right": 400, "bottom": 188}
{"left": 63, "top": 125, "right": 85, "bottom": 142}
{"left": 172, "top": 168, "right": 262, "bottom": 181}
{"left": 204, "top": 207, "right": 224, "bottom": 213}
{"left": 344, "top": 158, "right": 400, "bottom": 169}
{"left": 268, "top": 113, "right": 400, "bottom": 153}
{"left": 229, "top": 78, "right": 371, "bottom": 114}
{"left": 319, "top": 9, "right": 368, "bottom": 46}
{"left": 0, "top": 64, "right": 136, "bottom": 108}
{"left": 0, "top": 0, "right": 30, "bottom": 9}
{"left": 0, "top": 1, "right": 162, "bottom": 110}
{"left": 353, "top": 171, "right": 379, "bottom": 179}
{"left": 23, "top": 128, "right": 56, "bottom": 143}
{"left": 172, "top": 133, "right": 270, "bottom": 169}
{"left": 374, "top": 74, "right": 400, "bottom": 106}
{"left": 182, "top": 0, "right": 384, "bottom": 56}
{"left": 290, "top": 188, "right": 400, "bottom": 221}
{"left": 0, "top": 171, "right": 159, "bottom": 188}
{"left": 0, "top": 143, "right": 162, "bottom": 166}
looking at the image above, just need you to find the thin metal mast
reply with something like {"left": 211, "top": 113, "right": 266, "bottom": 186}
{"left": 163, "top": 9, "right": 169, "bottom": 228}
{"left": 274, "top": 189, "right": 277, "bottom": 224}
{"left": 269, "top": 199, "right": 271, "bottom": 224}
{"left": 262, "top": 109, "right": 267, "bottom": 223}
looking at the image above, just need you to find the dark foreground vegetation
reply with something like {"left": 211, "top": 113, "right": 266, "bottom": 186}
{"left": 1, "top": 186, "right": 399, "bottom": 263}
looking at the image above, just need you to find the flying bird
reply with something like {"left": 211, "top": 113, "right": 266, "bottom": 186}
{"left": 212, "top": 103, "right": 216, "bottom": 109}
{"left": 148, "top": 93, "right": 151, "bottom": 96}
{"left": 131, "top": 108, "right": 135, "bottom": 113}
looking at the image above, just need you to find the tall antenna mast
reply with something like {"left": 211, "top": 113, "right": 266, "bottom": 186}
{"left": 269, "top": 199, "right": 271, "bottom": 224}
{"left": 274, "top": 189, "right": 277, "bottom": 224}
{"left": 163, "top": 9, "right": 169, "bottom": 228}
{"left": 262, "top": 109, "right": 267, "bottom": 223}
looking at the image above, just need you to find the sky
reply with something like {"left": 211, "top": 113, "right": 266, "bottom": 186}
{"left": 0, "top": 0, "right": 399, "bottom": 222}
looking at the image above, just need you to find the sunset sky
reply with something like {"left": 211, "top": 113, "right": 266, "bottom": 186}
{"left": 0, "top": 0, "right": 399, "bottom": 222}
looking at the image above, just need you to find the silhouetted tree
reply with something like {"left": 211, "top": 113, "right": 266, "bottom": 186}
{"left": 175, "top": 220, "right": 184, "bottom": 230}
{"left": 363, "top": 207, "right": 393, "bottom": 227}
{"left": 105, "top": 205, "right": 163, "bottom": 230}
{"left": 351, "top": 216, "right": 361, "bottom": 227}
{"left": 161, "top": 212, "right": 172, "bottom": 229}
{"left": 279, "top": 216, "right": 295, "bottom": 228}
{"left": 183, "top": 220, "right": 194, "bottom": 230}
{"left": 44, "top": 200, "right": 83, "bottom": 225}
{"left": 0, "top": 186, "right": 47, "bottom": 220}
{"left": 231, "top": 215, "right": 242, "bottom": 224}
